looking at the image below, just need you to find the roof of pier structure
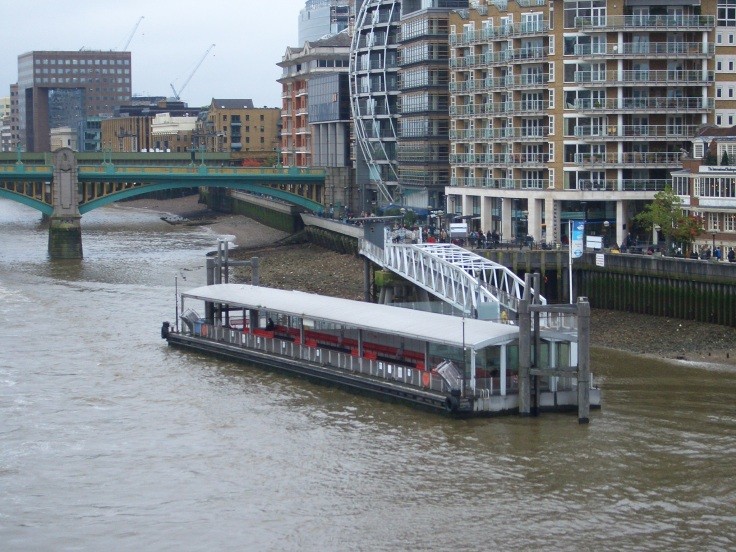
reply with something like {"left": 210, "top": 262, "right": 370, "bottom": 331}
{"left": 182, "top": 284, "right": 519, "bottom": 350}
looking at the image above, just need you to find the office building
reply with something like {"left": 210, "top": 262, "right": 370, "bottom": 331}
{"left": 17, "top": 50, "right": 132, "bottom": 152}
{"left": 299, "top": 0, "right": 352, "bottom": 44}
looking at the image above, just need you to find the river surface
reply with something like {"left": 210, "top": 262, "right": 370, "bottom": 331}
{"left": 1, "top": 199, "right": 735, "bottom": 551}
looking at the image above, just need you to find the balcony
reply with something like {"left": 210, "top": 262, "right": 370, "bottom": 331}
{"left": 574, "top": 14, "right": 714, "bottom": 32}
{"left": 485, "top": 100, "right": 548, "bottom": 115}
{"left": 574, "top": 69, "right": 714, "bottom": 87}
{"left": 573, "top": 96, "right": 713, "bottom": 113}
{"left": 449, "top": 176, "right": 545, "bottom": 189}
{"left": 574, "top": 124, "right": 700, "bottom": 140}
{"left": 449, "top": 20, "right": 549, "bottom": 46}
{"left": 573, "top": 151, "right": 681, "bottom": 167}
{"left": 575, "top": 41, "right": 713, "bottom": 59}
{"left": 450, "top": 152, "right": 549, "bottom": 166}
{"left": 576, "top": 179, "right": 669, "bottom": 192}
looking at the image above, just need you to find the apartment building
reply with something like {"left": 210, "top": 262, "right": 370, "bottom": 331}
{"left": 279, "top": 33, "right": 352, "bottom": 167}
{"left": 446, "top": 0, "right": 720, "bottom": 247}
{"left": 398, "top": 1, "right": 469, "bottom": 212}
{"left": 195, "top": 99, "right": 280, "bottom": 155}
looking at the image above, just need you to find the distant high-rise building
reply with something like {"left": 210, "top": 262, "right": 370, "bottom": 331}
{"left": 17, "top": 50, "right": 132, "bottom": 152}
{"left": 299, "top": 0, "right": 352, "bottom": 44}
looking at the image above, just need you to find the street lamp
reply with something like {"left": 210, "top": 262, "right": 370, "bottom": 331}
{"left": 603, "top": 220, "right": 610, "bottom": 247}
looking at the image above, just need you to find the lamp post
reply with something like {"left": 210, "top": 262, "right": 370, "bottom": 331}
{"left": 712, "top": 232, "right": 717, "bottom": 258}
{"left": 603, "top": 220, "right": 610, "bottom": 248}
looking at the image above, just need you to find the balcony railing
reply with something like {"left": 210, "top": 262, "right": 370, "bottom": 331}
{"left": 450, "top": 20, "right": 549, "bottom": 46}
{"left": 574, "top": 124, "right": 699, "bottom": 140}
{"left": 573, "top": 96, "right": 714, "bottom": 112}
{"left": 574, "top": 14, "right": 714, "bottom": 31}
{"left": 450, "top": 152, "right": 549, "bottom": 165}
{"left": 574, "top": 69, "right": 713, "bottom": 85}
{"left": 573, "top": 151, "right": 681, "bottom": 166}
{"left": 577, "top": 179, "right": 669, "bottom": 191}
{"left": 575, "top": 41, "right": 713, "bottom": 58}
{"left": 450, "top": 127, "right": 548, "bottom": 141}
{"left": 449, "top": 177, "right": 545, "bottom": 189}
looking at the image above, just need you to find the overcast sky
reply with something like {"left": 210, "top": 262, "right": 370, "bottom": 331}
{"left": 0, "top": 0, "right": 308, "bottom": 108}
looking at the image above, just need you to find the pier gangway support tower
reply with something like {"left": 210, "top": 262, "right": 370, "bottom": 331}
{"left": 359, "top": 224, "right": 545, "bottom": 318}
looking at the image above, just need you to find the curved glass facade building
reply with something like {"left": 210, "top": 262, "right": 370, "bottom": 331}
{"left": 350, "top": 0, "right": 402, "bottom": 208}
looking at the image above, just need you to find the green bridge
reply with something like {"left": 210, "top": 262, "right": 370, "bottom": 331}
{"left": 0, "top": 148, "right": 326, "bottom": 258}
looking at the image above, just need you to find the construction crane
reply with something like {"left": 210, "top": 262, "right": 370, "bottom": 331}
{"left": 117, "top": 16, "right": 144, "bottom": 51}
{"left": 170, "top": 44, "right": 216, "bottom": 101}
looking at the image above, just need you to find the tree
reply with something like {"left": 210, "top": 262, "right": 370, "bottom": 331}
{"left": 634, "top": 186, "right": 704, "bottom": 255}
{"left": 722, "top": 150, "right": 730, "bottom": 166}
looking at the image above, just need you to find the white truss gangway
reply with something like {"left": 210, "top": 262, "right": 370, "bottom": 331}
{"left": 360, "top": 229, "right": 546, "bottom": 318}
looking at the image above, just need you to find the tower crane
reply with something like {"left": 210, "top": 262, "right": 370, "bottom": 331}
{"left": 117, "top": 16, "right": 144, "bottom": 51}
{"left": 170, "top": 44, "right": 216, "bottom": 101}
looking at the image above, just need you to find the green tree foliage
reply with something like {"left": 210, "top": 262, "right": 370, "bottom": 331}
{"left": 634, "top": 186, "right": 704, "bottom": 254}
{"left": 722, "top": 150, "right": 730, "bottom": 166}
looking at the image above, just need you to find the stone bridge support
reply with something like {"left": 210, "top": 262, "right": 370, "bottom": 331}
{"left": 48, "top": 148, "right": 82, "bottom": 259}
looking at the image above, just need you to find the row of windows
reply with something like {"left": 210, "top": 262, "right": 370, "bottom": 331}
{"left": 716, "top": 112, "right": 736, "bottom": 126}
{"left": 35, "top": 67, "right": 130, "bottom": 75}
{"left": 35, "top": 58, "right": 129, "bottom": 66}
{"left": 220, "top": 114, "right": 265, "bottom": 122}
{"left": 35, "top": 77, "right": 130, "bottom": 88}
{"left": 716, "top": 58, "right": 736, "bottom": 72}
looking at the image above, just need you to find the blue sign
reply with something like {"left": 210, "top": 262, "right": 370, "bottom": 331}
{"left": 571, "top": 221, "right": 585, "bottom": 259}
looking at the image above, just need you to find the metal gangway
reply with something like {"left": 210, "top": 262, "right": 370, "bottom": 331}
{"left": 360, "top": 227, "right": 546, "bottom": 318}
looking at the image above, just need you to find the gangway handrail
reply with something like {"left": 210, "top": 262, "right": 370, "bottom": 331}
{"left": 360, "top": 237, "right": 545, "bottom": 316}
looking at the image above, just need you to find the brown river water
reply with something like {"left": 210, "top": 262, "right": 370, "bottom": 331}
{"left": 1, "top": 199, "right": 735, "bottom": 551}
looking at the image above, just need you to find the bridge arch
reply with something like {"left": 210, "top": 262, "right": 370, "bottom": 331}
{"left": 78, "top": 181, "right": 325, "bottom": 214}
{"left": 0, "top": 187, "right": 53, "bottom": 215}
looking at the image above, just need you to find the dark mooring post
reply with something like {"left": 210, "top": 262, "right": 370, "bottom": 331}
{"left": 577, "top": 296, "right": 591, "bottom": 424}
{"left": 518, "top": 273, "right": 532, "bottom": 416}
{"left": 48, "top": 148, "right": 83, "bottom": 259}
{"left": 532, "top": 273, "right": 542, "bottom": 416}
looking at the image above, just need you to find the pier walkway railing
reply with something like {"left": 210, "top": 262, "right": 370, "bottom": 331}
{"left": 360, "top": 232, "right": 546, "bottom": 318}
{"left": 185, "top": 322, "right": 584, "bottom": 398}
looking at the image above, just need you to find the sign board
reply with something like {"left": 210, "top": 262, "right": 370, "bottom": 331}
{"left": 571, "top": 221, "right": 585, "bottom": 258}
{"left": 586, "top": 235, "right": 603, "bottom": 250}
{"left": 595, "top": 253, "right": 605, "bottom": 267}
{"left": 449, "top": 222, "right": 468, "bottom": 237}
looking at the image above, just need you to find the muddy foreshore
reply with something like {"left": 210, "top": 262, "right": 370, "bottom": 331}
{"left": 124, "top": 195, "right": 736, "bottom": 367}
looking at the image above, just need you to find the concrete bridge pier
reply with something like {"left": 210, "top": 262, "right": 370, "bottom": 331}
{"left": 48, "top": 215, "right": 82, "bottom": 259}
{"left": 48, "top": 148, "right": 83, "bottom": 259}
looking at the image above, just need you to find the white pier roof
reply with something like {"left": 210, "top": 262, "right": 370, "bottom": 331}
{"left": 182, "top": 284, "right": 519, "bottom": 350}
